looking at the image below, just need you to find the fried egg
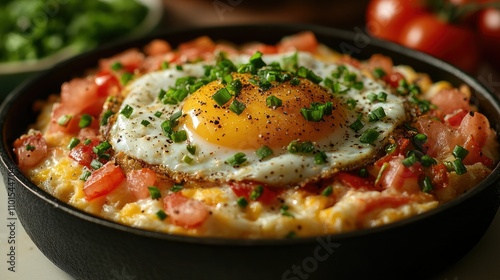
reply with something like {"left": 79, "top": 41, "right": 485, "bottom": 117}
{"left": 108, "top": 52, "right": 407, "bottom": 186}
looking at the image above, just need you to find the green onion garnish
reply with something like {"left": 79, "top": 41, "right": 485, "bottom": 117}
{"left": 421, "top": 176, "right": 433, "bottom": 193}
{"left": 120, "top": 105, "right": 134, "bottom": 118}
{"left": 314, "top": 151, "right": 328, "bottom": 164}
{"left": 237, "top": 197, "right": 248, "bottom": 208}
{"left": 402, "top": 154, "right": 418, "bottom": 167}
{"left": 187, "top": 144, "right": 196, "bottom": 155}
{"left": 287, "top": 140, "right": 315, "bottom": 154}
{"left": 120, "top": 72, "right": 134, "bottom": 85}
{"left": 79, "top": 114, "right": 92, "bottom": 128}
{"left": 57, "top": 114, "right": 72, "bottom": 127}
{"left": 212, "top": 88, "right": 232, "bottom": 106}
{"left": 290, "top": 77, "right": 301, "bottom": 86}
{"left": 25, "top": 144, "right": 35, "bottom": 151}
{"left": 452, "top": 159, "right": 467, "bottom": 175}
{"left": 256, "top": 146, "right": 273, "bottom": 160}
{"left": 141, "top": 120, "right": 150, "bottom": 127}
{"left": 156, "top": 210, "right": 168, "bottom": 220}
{"left": 368, "top": 107, "right": 386, "bottom": 122}
{"left": 171, "top": 184, "right": 183, "bottom": 192}
{"left": 359, "top": 168, "right": 368, "bottom": 178}
{"left": 68, "top": 137, "right": 80, "bottom": 150}
{"left": 280, "top": 205, "right": 294, "bottom": 217}
{"left": 266, "top": 95, "right": 282, "bottom": 108}
{"left": 373, "top": 68, "right": 386, "bottom": 79}
{"left": 93, "top": 141, "right": 111, "bottom": 156}
{"left": 297, "top": 66, "right": 322, "bottom": 84}
{"left": 452, "top": 145, "right": 469, "bottom": 160}
{"left": 154, "top": 111, "right": 163, "bottom": 118}
{"left": 111, "top": 61, "right": 123, "bottom": 71}
{"left": 83, "top": 139, "right": 92, "bottom": 145}
{"left": 148, "top": 186, "right": 161, "bottom": 200}
{"left": 101, "top": 110, "right": 113, "bottom": 126}
{"left": 229, "top": 99, "right": 246, "bottom": 115}
{"left": 349, "top": 115, "right": 364, "bottom": 132}
{"left": 420, "top": 155, "right": 437, "bottom": 167}
{"left": 225, "top": 152, "right": 247, "bottom": 166}
{"left": 79, "top": 170, "right": 91, "bottom": 181}
{"left": 171, "top": 130, "right": 187, "bottom": 143}
{"left": 90, "top": 159, "right": 103, "bottom": 170}
{"left": 322, "top": 186, "right": 333, "bottom": 196}
{"left": 360, "top": 129, "right": 379, "bottom": 144}
{"left": 250, "top": 185, "right": 264, "bottom": 200}
{"left": 227, "top": 79, "right": 242, "bottom": 96}
{"left": 182, "top": 155, "right": 193, "bottom": 164}
{"left": 249, "top": 51, "right": 266, "bottom": 68}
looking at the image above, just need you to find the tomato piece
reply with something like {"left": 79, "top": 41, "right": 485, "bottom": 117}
{"left": 444, "top": 109, "right": 468, "bottom": 127}
{"left": 366, "top": 0, "right": 427, "bottom": 42}
{"left": 99, "top": 49, "right": 145, "bottom": 73}
{"left": 177, "top": 36, "right": 216, "bottom": 62}
{"left": 13, "top": 132, "right": 48, "bottom": 169}
{"left": 462, "top": 135, "right": 494, "bottom": 167}
{"left": 229, "top": 181, "right": 278, "bottom": 205}
{"left": 478, "top": 8, "right": 500, "bottom": 70}
{"left": 84, "top": 162, "right": 125, "bottom": 200}
{"left": 430, "top": 88, "right": 470, "bottom": 119}
{"left": 377, "top": 157, "right": 423, "bottom": 193}
{"left": 60, "top": 78, "right": 99, "bottom": 114}
{"left": 430, "top": 163, "right": 449, "bottom": 190}
{"left": 374, "top": 137, "right": 411, "bottom": 167}
{"left": 126, "top": 168, "right": 158, "bottom": 200}
{"left": 336, "top": 172, "right": 376, "bottom": 190}
{"left": 277, "top": 31, "right": 318, "bottom": 53}
{"left": 144, "top": 39, "right": 172, "bottom": 56}
{"left": 399, "top": 14, "right": 479, "bottom": 72}
{"left": 383, "top": 72, "right": 405, "bottom": 88}
{"left": 95, "top": 71, "right": 121, "bottom": 97}
{"left": 415, "top": 116, "right": 455, "bottom": 158}
{"left": 458, "top": 112, "right": 490, "bottom": 148}
{"left": 69, "top": 139, "right": 101, "bottom": 168}
{"left": 163, "top": 193, "right": 209, "bottom": 228}
{"left": 367, "top": 54, "right": 394, "bottom": 76}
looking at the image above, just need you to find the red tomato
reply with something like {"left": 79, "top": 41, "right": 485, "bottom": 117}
{"left": 335, "top": 172, "right": 376, "bottom": 190}
{"left": 366, "top": 54, "right": 394, "bottom": 75}
{"left": 399, "top": 14, "right": 480, "bottom": 72}
{"left": 377, "top": 156, "right": 423, "bottom": 193}
{"left": 383, "top": 72, "right": 405, "bottom": 88}
{"left": 176, "top": 36, "right": 216, "bottom": 63}
{"left": 99, "top": 49, "right": 144, "bottom": 73}
{"left": 430, "top": 88, "right": 470, "bottom": 119}
{"left": 13, "top": 132, "right": 48, "bottom": 169}
{"left": 430, "top": 163, "right": 449, "bottom": 190}
{"left": 478, "top": 8, "right": 500, "bottom": 70}
{"left": 95, "top": 71, "right": 121, "bottom": 97}
{"left": 366, "top": 0, "right": 427, "bottom": 42}
{"left": 126, "top": 168, "right": 158, "bottom": 200}
{"left": 84, "top": 162, "right": 125, "bottom": 200}
{"left": 60, "top": 78, "right": 99, "bottom": 114}
{"left": 163, "top": 193, "right": 209, "bottom": 228}
{"left": 462, "top": 135, "right": 494, "bottom": 166}
{"left": 276, "top": 31, "right": 319, "bottom": 53}
{"left": 144, "top": 39, "right": 172, "bottom": 56}
{"left": 229, "top": 181, "right": 278, "bottom": 205}
{"left": 69, "top": 139, "right": 101, "bottom": 168}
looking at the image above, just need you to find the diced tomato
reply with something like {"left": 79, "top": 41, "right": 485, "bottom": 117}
{"left": 462, "top": 135, "right": 494, "bottom": 167}
{"left": 163, "top": 193, "right": 209, "bottom": 228}
{"left": 126, "top": 168, "right": 158, "bottom": 200}
{"left": 99, "top": 48, "right": 144, "bottom": 73}
{"left": 176, "top": 36, "right": 216, "bottom": 63}
{"left": 367, "top": 54, "right": 393, "bottom": 76}
{"left": 444, "top": 109, "right": 468, "bottom": 127}
{"left": 69, "top": 139, "right": 101, "bottom": 168}
{"left": 84, "top": 161, "right": 125, "bottom": 200}
{"left": 383, "top": 72, "right": 405, "bottom": 88}
{"left": 77, "top": 127, "right": 100, "bottom": 141}
{"left": 214, "top": 43, "right": 239, "bottom": 56}
{"left": 338, "top": 55, "right": 362, "bottom": 68}
{"left": 361, "top": 196, "right": 411, "bottom": 215}
{"left": 430, "top": 163, "right": 449, "bottom": 190}
{"left": 335, "top": 172, "right": 376, "bottom": 190}
{"left": 13, "top": 132, "right": 48, "bottom": 169}
{"left": 60, "top": 78, "right": 99, "bottom": 114}
{"left": 48, "top": 103, "right": 82, "bottom": 134}
{"left": 229, "top": 181, "right": 279, "bottom": 205}
{"left": 458, "top": 112, "right": 490, "bottom": 148}
{"left": 95, "top": 71, "right": 121, "bottom": 97}
{"left": 144, "top": 39, "right": 172, "bottom": 56}
{"left": 374, "top": 137, "right": 410, "bottom": 167}
{"left": 430, "top": 88, "right": 470, "bottom": 119}
{"left": 277, "top": 31, "right": 318, "bottom": 53}
{"left": 240, "top": 42, "right": 278, "bottom": 55}
{"left": 376, "top": 156, "right": 422, "bottom": 193}
{"left": 414, "top": 116, "right": 455, "bottom": 158}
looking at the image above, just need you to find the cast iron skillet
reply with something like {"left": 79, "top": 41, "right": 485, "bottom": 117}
{"left": 1, "top": 24, "right": 499, "bottom": 280}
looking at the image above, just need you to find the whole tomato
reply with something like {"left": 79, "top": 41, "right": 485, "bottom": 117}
{"left": 399, "top": 14, "right": 480, "bottom": 73}
{"left": 366, "top": 0, "right": 426, "bottom": 42}
{"left": 478, "top": 7, "right": 500, "bottom": 70}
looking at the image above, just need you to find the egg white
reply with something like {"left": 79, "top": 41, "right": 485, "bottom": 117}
{"left": 108, "top": 52, "right": 407, "bottom": 186}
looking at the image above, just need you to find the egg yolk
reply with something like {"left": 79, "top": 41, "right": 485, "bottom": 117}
{"left": 181, "top": 73, "right": 348, "bottom": 150}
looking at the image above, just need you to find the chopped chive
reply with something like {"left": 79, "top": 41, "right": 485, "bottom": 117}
{"left": 266, "top": 95, "right": 282, "bottom": 108}
{"left": 154, "top": 111, "right": 163, "bottom": 118}
{"left": 171, "top": 184, "right": 183, "bottom": 193}
{"left": 314, "top": 151, "right": 328, "bottom": 164}
{"left": 120, "top": 72, "right": 134, "bottom": 85}
{"left": 79, "top": 170, "right": 91, "bottom": 181}
{"left": 367, "top": 93, "right": 378, "bottom": 103}
{"left": 93, "top": 141, "right": 111, "bottom": 156}
{"left": 250, "top": 185, "right": 264, "bottom": 200}
{"left": 322, "top": 186, "right": 333, "bottom": 196}
{"left": 227, "top": 79, "right": 242, "bottom": 96}
{"left": 25, "top": 144, "right": 35, "bottom": 151}
{"left": 186, "top": 144, "right": 196, "bottom": 155}
{"left": 287, "top": 140, "right": 314, "bottom": 154}
{"left": 156, "top": 210, "right": 168, "bottom": 220}
{"left": 171, "top": 130, "right": 187, "bottom": 143}
{"left": 346, "top": 98, "right": 357, "bottom": 110}
{"left": 360, "top": 129, "right": 379, "bottom": 144}
{"left": 290, "top": 77, "right": 301, "bottom": 86}
{"left": 120, "top": 105, "right": 134, "bottom": 118}
{"left": 176, "top": 65, "right": 183, "bottom": 71}
{"left": 212, "top": 88, "right": 232, "bottom": 106}
{"left": 111, "top": 61, "right": 123, "bottom": 71}
{"left": 353, "top": 81, "right": 364, "bottom": 90}
{"left": 375, "top": 162, "right": 389, "bottom": 185}
{"left": 413, "top": 133, "right": 428, "bottom": 144}
{"left": 182, "top": 155, "right": 193, "bottom": 164}
{"left": 282, "top": 52, "right": 298, "bottom": 72}
{"left": 170, "top": 110, "right": 182, "bottom": 122}
{"left": 420, "top": 155, "right": 437, "bottom": 167}
{"left": 148, "top": 186, "right": 162, "bottom": 200}
{"left": 373, "top": 68, "right": 386, "bottom": 79}
{"left": 141, "top": 120, "right": 151, "bottom": 127}
{"left": 368, "top": 107, "right": 386, "bottom": 122}
{"left": 349, "top": 115, "right": 364, "bottom": 132}
{"left": 67, "top": 137, "right": 80, "bottom": 150}
{"left": 280, "top": 205, "right": 294, "bottom": 217}
{"left": 421, "top": 176, "right": 433, "bottom": 193}
{"left": 237, "top": 197, "right": 248, "bottom": 208}
{"left": 158, "top": 89, "right": 167, "bottom": 99}
{"left": 161, "top": 120, "right": 174, "bottom": 137}
{"left": 225, "top": 152, "right": 247, "bottom": 166}
{"left": 160, "top": 61, "right": 169, "bottom": 70}
{"left": 297, "top": 66, "right": 322, "bottom": 84}
{"left": 385, "top": 143, "right": 397, "bottom": 154}
{"left": 101, "top": 110, "right": 114, "bottom": 125}
{"left": 377, "top": 92, "right": 388, "bottom": 102}
{"left": 358, "top": 168, "right": 368, "bottom": 178}
{"left": 79, "top": 114, "right": 92, "bottom": 128}
{"left": 452, "top": 145, "right": 469, "bottom": 160}
{"left": 229, "top": 99, "right": 246, "bottom": 115}
{"left": 249, "top": 51, "right": 266, "bottom": 68}
{"left": 452, "top": 159, "right": 467, "bottom": 175}
{"left": 57, "top": 114, "right": 72, "bottom": 127}
{"left": 402, "top": 154, "right": 418, "bottom": 167}
{"left": 84, "top": 139, "right": 92, "bottom": 145}
{"left": 256, "top": 146, "right": 273, "bottom": 160}
{"left": 90, "top": 159, "right": 103, "bottom": 170}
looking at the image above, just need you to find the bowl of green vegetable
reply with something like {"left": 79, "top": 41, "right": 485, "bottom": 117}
{"left": 0, "top": 0, "right": 163, "bottom": 100}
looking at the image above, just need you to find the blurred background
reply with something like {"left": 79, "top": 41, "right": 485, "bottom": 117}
{"left": 1, "top": 0, "right": 499, "bottom": 99}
